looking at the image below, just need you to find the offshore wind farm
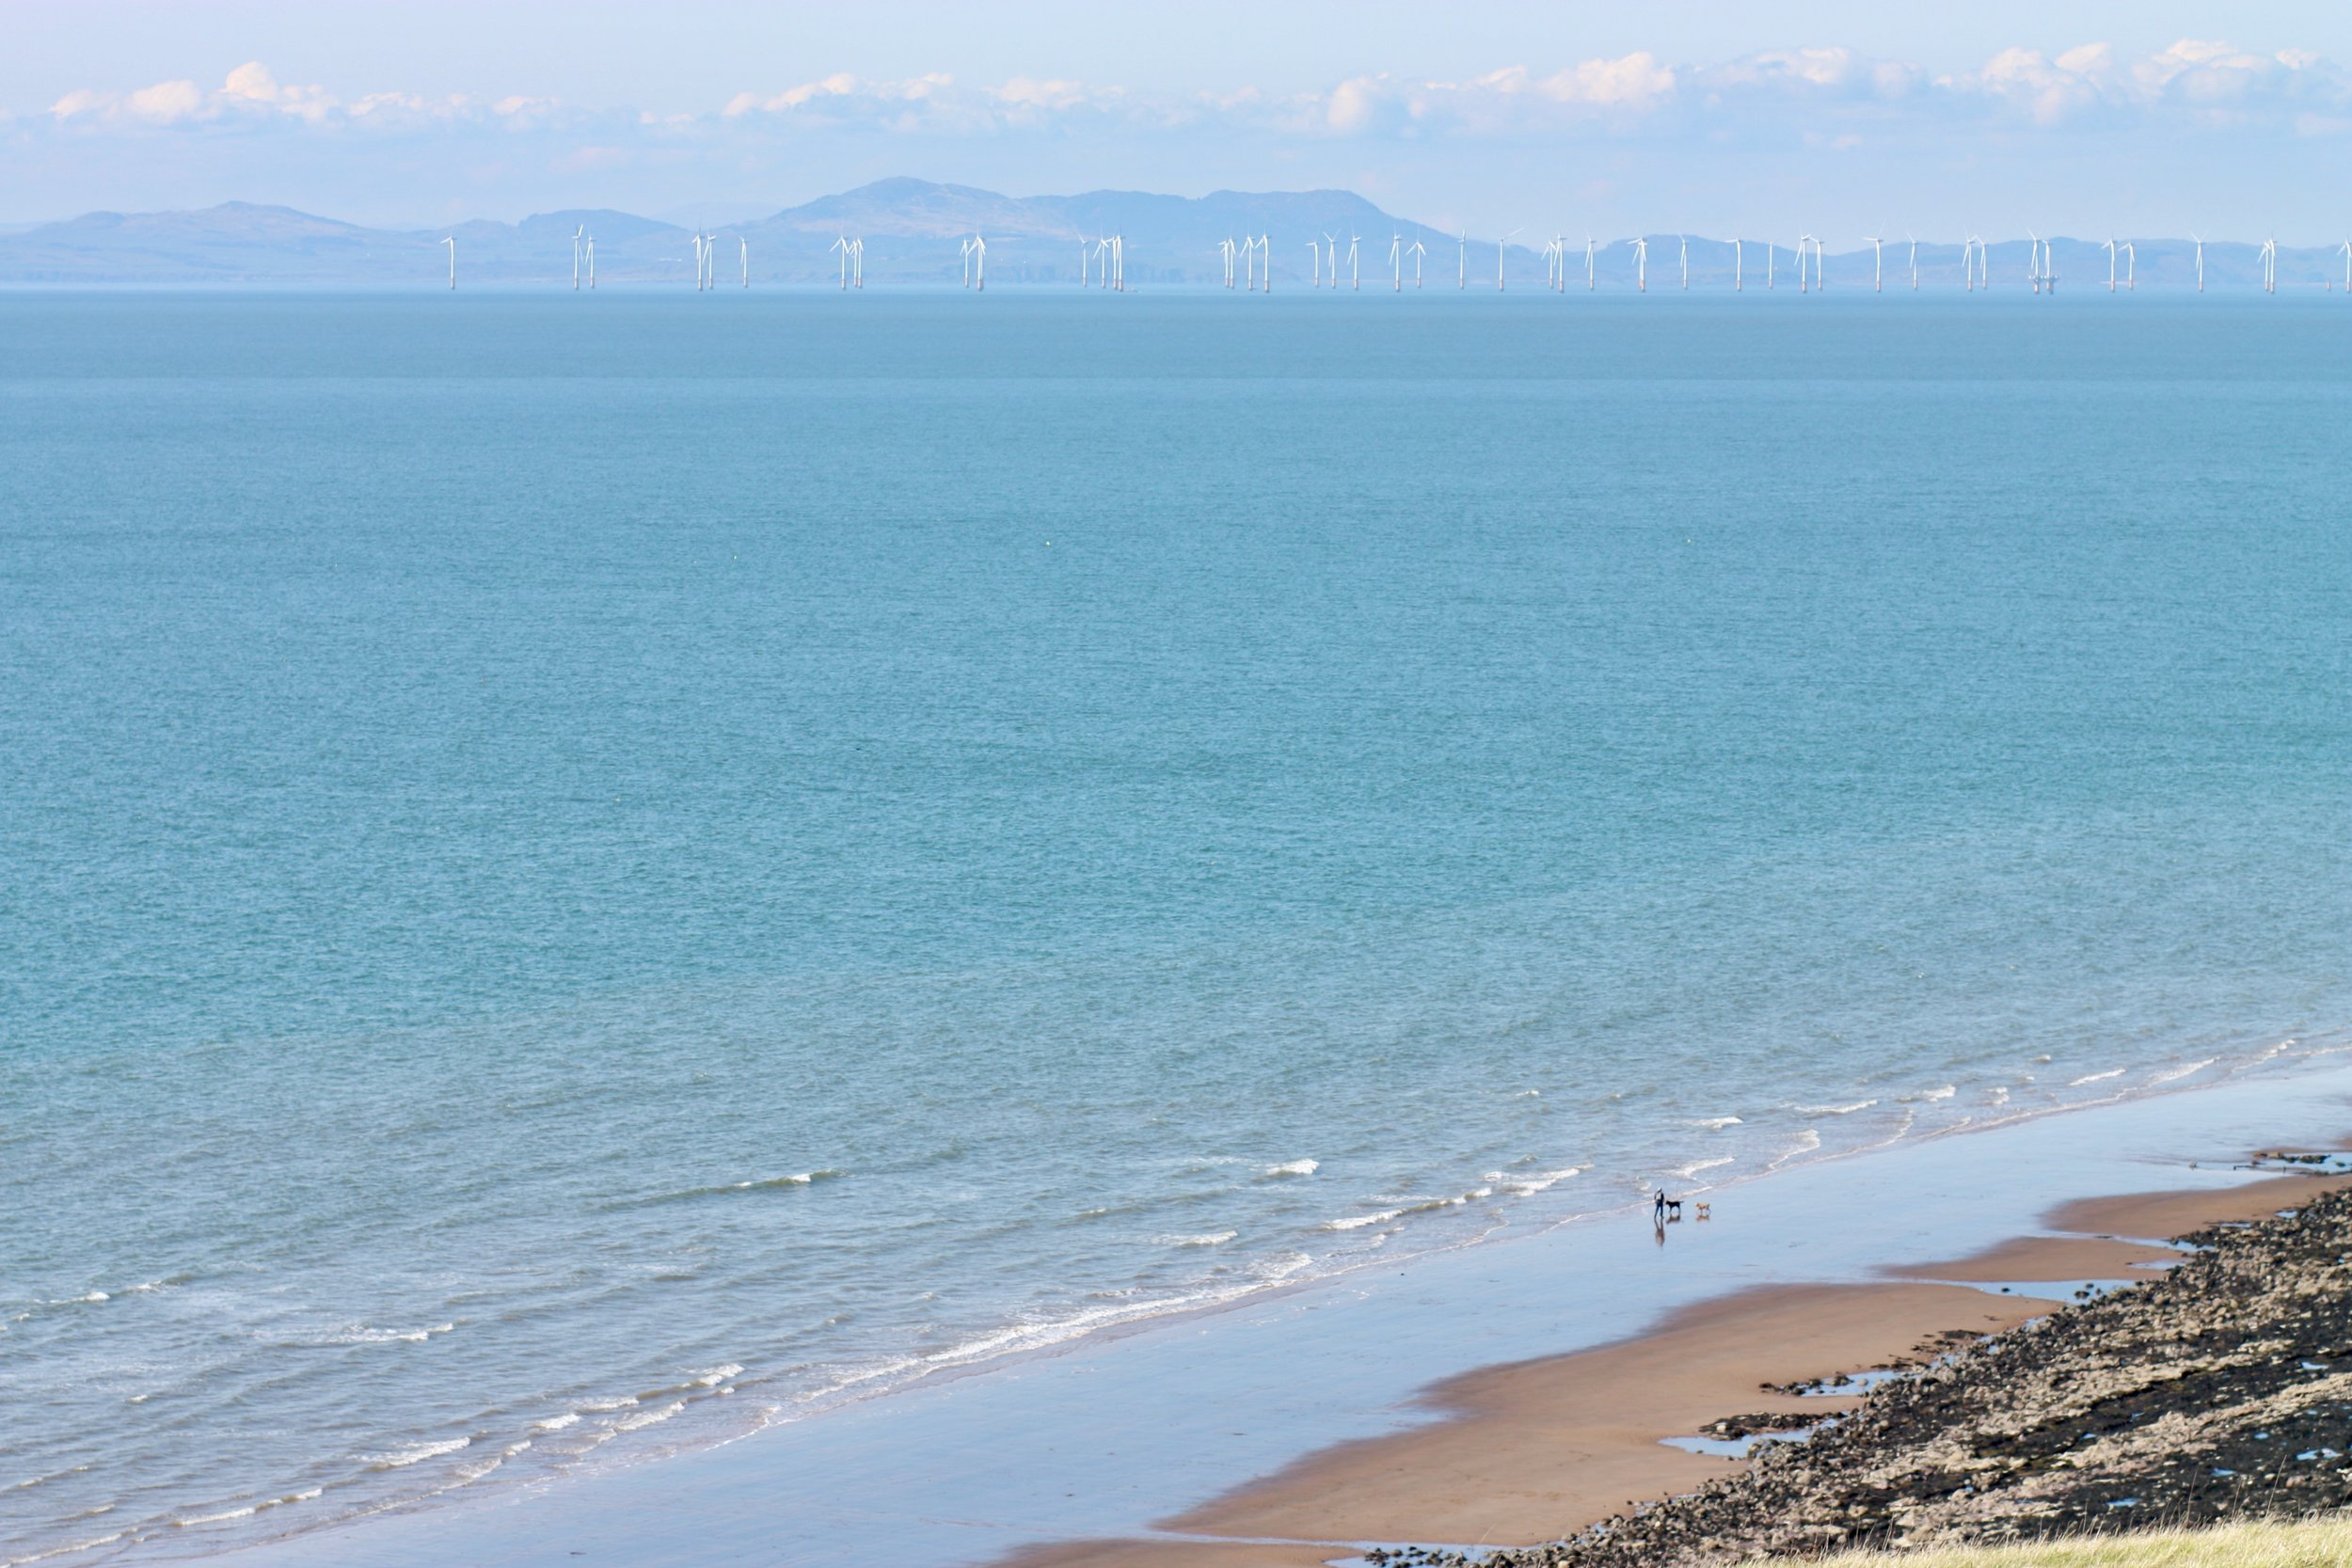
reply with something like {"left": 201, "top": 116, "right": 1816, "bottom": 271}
{"left": 1, "top": 179, "right": 2346, "bottom": 293}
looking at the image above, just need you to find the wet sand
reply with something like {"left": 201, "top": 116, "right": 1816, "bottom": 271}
{"left": 999, "top": 1171, "right": 2352, "bottom": 1568}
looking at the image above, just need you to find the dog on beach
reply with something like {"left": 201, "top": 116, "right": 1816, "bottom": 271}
{"left": 1664, "top": 1197, "right": 1683, "bottom": 1221}
{"left": 1695, "top": 1202, "right": 1711, "bottom": 1221}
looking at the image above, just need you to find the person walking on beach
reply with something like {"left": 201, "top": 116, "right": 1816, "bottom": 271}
{"left": 1654, "top": 1189, "right": 1667, "bottom": 1224}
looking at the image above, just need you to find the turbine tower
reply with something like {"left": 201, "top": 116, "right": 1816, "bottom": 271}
{"left": 442, "top": 235, "right": 454, "bottom": 290}
{"left": 585, "top": 234, "right": 595, "bottom": 289}
{"left": 572, "top": 226, "right": 584, "bottom": 291}
{"left": 1584, "top": 235, "right": 1597, "bottom": 292}
{"left": 1458, "top": 231, "right": 1468, "bottom": 290}
{"left": 1409, "top": 238, "right": 1426, "bottom": 288}
{"left": 1678, "top": 234, "right": 1689, "bottom": 291}
{"left": 1907, "top": 232, "right": 1918, "bottom": 291}
{"left": 1498, "top": 229, "right": 1520, "bottom": 291}
{"left": 740, "top": 236, "right": 749, "bottom": 289}
{"left": 2262, "top": 237, "right": 2278, "bottom": 294}
{"left": 833, "top": 235, "right": 853, "bottom": 290}
{"left": 1389, "top": 234, "right": 1403, "bottom": 292}
{"left": 1348, "top": 232, "right": 1361, "bottom": 292}
{"left": 1308, "top": 236, "right": 1322, "bottom": 289}
{"left": 1734, "top": 237, "right": 1742, "bottom": 293}
{"left": 2122, "top": 240, "right": 2134, "bottom": 292}
{"left": 2191, "top": 234, "right": 2205, "bottom": 293}
{"left": 1626, "top": 236, "right": 1647, "bottom": 293}
{"left": 2104, "top": 237, "right": 2117, "bottom": 293}
{"left": 1866, "top": 234, "right": 1883, "bottom": 293}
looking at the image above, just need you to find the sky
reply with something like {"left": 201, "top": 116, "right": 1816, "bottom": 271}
{"left": 8, "top": 1, "right": 2352, "bottom": 239}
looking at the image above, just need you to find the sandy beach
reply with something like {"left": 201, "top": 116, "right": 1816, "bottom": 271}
{"left": 1000, "top": 1170, "right": 2351, "bottom": 1568}
{"left": 195, "top": 1070, "right": 2352, "bottom": 1568}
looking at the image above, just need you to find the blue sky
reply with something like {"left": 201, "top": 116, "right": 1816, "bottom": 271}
{"left": 9, "top": 2, "right": 2352, "bottom": 239}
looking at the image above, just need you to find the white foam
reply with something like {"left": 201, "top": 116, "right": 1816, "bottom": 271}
{"left": 1263, "top": 1159, "right": 1319, "bottom": 1177}
{"left": 579, "top": 1395, "right": 639, "bottom": 1412}
{"left": 1904, "top": 1085, "right": 1957, "bottom": 1102}
{"left": 2148, "top": 1057, "right": 2219, "bottom": 1086}
{"left": 1691, "top": 1117, "right": 1743, "bottom": 1131}
{"left": 4, "top": 1531, "right": 125, "bottom": 1566}
{"left": 1491, "top": 1166, "right": 1582, "bottom": 1196}
{"left": 1155, "top": 1231, "right": 1236, "bottom": 1247}
{"left": 1798, "top": 1100, "right": 1877, "bottom": 1116}
{"left": 360, "top": 1436, "right": 471, "bottom": 1470}
{"left": 611, "top": 1400, "right": 686, "bottom": 1433}
{"left": 2069, "top": 1069, "right": 2126, "bottom": 1087}
{"left": 1670, "top": 1156, "right": 1735, "bottom": 1180}
{"left": 1769, "top": 1130, "right": 1824, "bottom": 1169}
{"left": 691, "top": 1364, "right": 744, "bottom": 1387}
{"left": 1326, "top": 1209, "right": 1402, "bottom": 1231}
{"left": 531, "top": 1413, "right": 581, "bottom": 1432}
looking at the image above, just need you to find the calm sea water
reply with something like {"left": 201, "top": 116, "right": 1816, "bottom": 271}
{"left": 3, "top": 290, "right": 2348, "bottom": 1564}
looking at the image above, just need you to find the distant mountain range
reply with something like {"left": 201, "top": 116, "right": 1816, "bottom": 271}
{"left": 0, "top": 179, "right": 2341, "bottom": 291}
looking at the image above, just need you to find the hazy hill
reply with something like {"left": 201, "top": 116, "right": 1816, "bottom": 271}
{"left": 0, "top": 181, "right": 2338, "bottom": 290}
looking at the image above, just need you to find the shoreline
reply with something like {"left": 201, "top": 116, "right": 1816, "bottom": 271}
{"left": 192, "top": 1054, "right": 2352, "bottom": 1568}
{"left": 995, "top": 1175, "right": 2348, "bottom": 1568}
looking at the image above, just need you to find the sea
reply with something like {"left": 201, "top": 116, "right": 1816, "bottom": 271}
{"left": 3, "top": 289, "right": 2348, "bottom": 1566}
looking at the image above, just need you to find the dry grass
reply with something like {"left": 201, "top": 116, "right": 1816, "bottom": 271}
{"left": 1759, "top": 1514, "right": 2352, "bottom": 1567}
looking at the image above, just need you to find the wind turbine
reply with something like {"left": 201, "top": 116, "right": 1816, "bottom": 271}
{"left": 2262, "top": 236, "right": 2277, "bottom": 294}
{"left": 1866, "top": 233, "right": 1883, "bottom": 293}
{"left": 585, "top": 234, "right": 595, "bottom": 289}
{"left": 1583, "top": 235, "right": 1597, "bottom": 291}
{"left": 1389, "top": 234, "right": 1403, "bottom": 292}
{"left": 442, "top": 235, "right": 454, "bottom": 290}
{"left": 1347, "top": 232, "right": 1361, "bottom": 292}
{"left": 1260, "top": 234, "right": 1272, "bottom": 292}
{"left": 2104, "top": 236, "right": 2117, "bottom": 293}
{"left": 1678, "top": 234, "right": 1689, "bottom": 291}
{"left": 1218, "top": 237, "right": 1235, "bottom": 289}
{"left": 1458, "top": 231, "right": 1468, "bottom": 290}
{"left": 974, "top": 234, "right": 990, "bottom": 292}
{"left": 572, "top": 226, "right": 584, "bottom": 291}
{"left": 1308, "top": 236, "right": 1322, "bottom": 289}
{"left": 691, "top": 233, "right": 704, "bottom": 291}
{"left": 2027, "top": 231, "right": 2042, "bottom": 294}
{"left": 1114, "top": 233, "right": 1125, "bottom": 293}
{"left": 2340, "top": 238, "right": 2351, "bottom": 295}
{"left": 1323, "top": 233, "right": 1339, "bottom": 290}
{"left": 1766, "top": 241, "right": 1774, "bottom": 291}
{"left": 1797, "top": 234, "right": 1814, "bottom": 293}
{"left": 2191, "top": 233, "right": 2205, "bottom": 293}
{"left": 1498, "top": 229, "right": 1520, "bottom": 291}
{"left": 1907, "top": 232, "right": 1918, "bottom": 291}
{"left": 740, "top": 236, "right": 749, "bottom": 288}
{"left": 1541, "top": 237, "right": 1561, "bottom": 292}
{"left": 961, "top": 236, "right": 974, "bottom": 289}
{"left": 2122, "top": 240, "right": 2134, "bottom": 292}
{"left": 1409, "top": 238, "right": 1426, "bottom": 288}
{"left": 1734, "top": 237, "right": 1743, "bottom": 293}
{"left": 851, "top": 238, "right": 864, "bottom": 288}
{"left": 1626, "top": 236, "right": 1647, "bottom": 293}
{"left": 832, "top": 235, "right": 853, "bottom": 290}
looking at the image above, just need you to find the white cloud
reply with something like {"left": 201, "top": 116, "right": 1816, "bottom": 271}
{"left": 33, "top": 40, "right": 2352, "bottom": 149}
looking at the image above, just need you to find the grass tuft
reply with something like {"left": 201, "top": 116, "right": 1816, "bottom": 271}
{"left": 1756, "top": 1513, "right": 2352, "bottom": 1567}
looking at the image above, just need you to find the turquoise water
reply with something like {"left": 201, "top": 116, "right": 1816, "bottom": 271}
{"left": 3, "top": 291, "right": 2348, "bottom": 1564}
